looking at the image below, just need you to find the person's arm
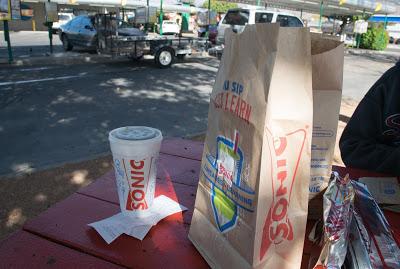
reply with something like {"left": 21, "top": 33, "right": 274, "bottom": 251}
{"left": 339, "top": 84, "right": 400, "bottom": 176}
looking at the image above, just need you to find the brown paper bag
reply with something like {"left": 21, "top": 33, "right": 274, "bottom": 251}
{"left": 309, "top": 35, "right": 344, "bottom": 200}
{"left": 189, "top": 24, "right": 313, "bottom": 269}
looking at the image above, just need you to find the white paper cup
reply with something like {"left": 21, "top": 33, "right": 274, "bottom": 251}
{"left": 109, "top": 126, "right": 163, "bottom": 218}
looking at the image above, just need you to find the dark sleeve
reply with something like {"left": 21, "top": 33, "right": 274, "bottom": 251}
{"left": 339, "top": 83, "right": 400, "bottom": 176}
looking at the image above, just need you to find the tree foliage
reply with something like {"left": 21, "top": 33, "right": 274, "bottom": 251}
{"left": 202, "top": 0, "right": 238, "bottom": 13}
{"left": 360, "top": 24, "right": 389, "bottom": 51}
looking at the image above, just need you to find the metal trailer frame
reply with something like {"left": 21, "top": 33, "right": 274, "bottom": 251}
{"left": 94, "top": 13, "right": 208, "bottom": 68}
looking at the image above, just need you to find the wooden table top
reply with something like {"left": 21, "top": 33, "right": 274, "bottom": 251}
{"left": 0, "top": 138, "right": 398, "bottom": 268}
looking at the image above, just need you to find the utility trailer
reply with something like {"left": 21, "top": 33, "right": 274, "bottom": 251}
{"left": 94, "top": 14, "right": 209, "bottom": 68}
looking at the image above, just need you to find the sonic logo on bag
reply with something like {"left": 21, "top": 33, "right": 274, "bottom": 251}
{"left": 125, "top": 158, "right": 151, "bottom": 211}
{"left": 260, "top": 127, "right": 308, "bottom": 260}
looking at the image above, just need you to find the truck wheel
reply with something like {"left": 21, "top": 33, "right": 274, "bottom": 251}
{"left": 62, "top": 34, "right": 73, "bottom": 51}
{"left": 155, "top": 47, "right": 174, "bottom": 68}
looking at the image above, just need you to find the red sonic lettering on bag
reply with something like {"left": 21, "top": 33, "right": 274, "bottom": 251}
{"left": 260, "top": 127, "right": 308, "bottom": 260}
{"left": 212, "top": 92, "right": 252, "bottom": 124}
{"left": 211, "top": 80, "right": 252, "bottom": 124}
{"left": 125, "top": 159, "right": 149, "bottom": 211}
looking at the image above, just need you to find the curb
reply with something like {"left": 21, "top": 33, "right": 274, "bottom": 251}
{"left": 345, "top": 48, "right": 400, "bottom": 63}
{"left": 0, "top": 53, "right": 130, "bottom": 67}
{"left": 0, "top": 52, "right": 215, "bottom": 67}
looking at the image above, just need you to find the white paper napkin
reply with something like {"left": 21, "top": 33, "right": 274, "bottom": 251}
{"left": 89, "top": 195, "right": 187, "bottom": 243}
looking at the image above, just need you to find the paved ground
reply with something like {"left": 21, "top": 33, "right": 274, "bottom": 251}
{"left": 0, "top": 57, "right": 218, "bottom": 176}
{"left": 343, "top": 53, "right": 398, "bottom": 101}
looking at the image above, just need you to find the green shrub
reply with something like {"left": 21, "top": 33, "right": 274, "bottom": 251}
{"left": 202, "top": 0, "right": 238, "bottom": 13}
{"left": 360, "top": 25, "right": 389, "bottom": 51}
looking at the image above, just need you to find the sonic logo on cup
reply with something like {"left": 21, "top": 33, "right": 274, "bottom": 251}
{"left": 126, "top": 159, "right": 148, "bottom": 211}
{"left": 260, "top": 128, "right": 307, "bottom": 260}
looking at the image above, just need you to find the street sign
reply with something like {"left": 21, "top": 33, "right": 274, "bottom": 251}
{"left": 135, "top": 7, "right": 146, "bottom": 24}
{"left": 0, "top": 0, "right": 11, "bottom": 20}
{"left": 148, "top": 7, "right": 156, "bottom": 23}
{"left": 197, "top": 10, "right": 217, "bottom": 26}
{"left": 135, "top": 7, "right": 157, "bottom": 24}
{"left": 354, "top": 20, "right": 368, "bottom": 34}
{"left": 10, "top": 0, "right": 21, "bottom": 20}
{"left": 45, "top": 1, "right": 58, "bottom": 22}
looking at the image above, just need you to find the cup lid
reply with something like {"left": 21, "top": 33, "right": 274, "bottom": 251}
{"left": 110, "top": 126, "right": 161, "bottom": 141}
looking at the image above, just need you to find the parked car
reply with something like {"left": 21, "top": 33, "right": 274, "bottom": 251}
{"left": 216, "top": 8, "right": 304, "bottom": 45}
{"left": 59, "top": 15, "right": 145, "bottom": 51}
{"left": 52, "top": 13, "right": 74, "bottom": 33}
{"left": 158, "top": 20, "right": 180, "bottom": 35}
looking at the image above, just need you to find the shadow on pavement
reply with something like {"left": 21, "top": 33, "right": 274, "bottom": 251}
{"left": 0, "top": 59, "right": 216, "bottom": 176}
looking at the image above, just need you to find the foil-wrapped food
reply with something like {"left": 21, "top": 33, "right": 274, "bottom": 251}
{"left": 314, "top": 172, "right": 355, "bottom": 269}
{"left": 345, "top": 180, "right": 400, "bottom": 269}
{"left": 314, "top": 172, "right": 400, "bottom": 269}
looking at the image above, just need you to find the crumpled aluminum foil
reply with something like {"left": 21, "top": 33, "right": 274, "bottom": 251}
{"left": 345, "top": 181, "right": 400, "bottom": 269}
{"left": 314, "top": 172, "right": 355, "bottom": 269}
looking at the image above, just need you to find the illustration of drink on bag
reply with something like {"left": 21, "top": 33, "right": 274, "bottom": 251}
{"left": 203, "top": 131, "right": 255, "bottom": 232}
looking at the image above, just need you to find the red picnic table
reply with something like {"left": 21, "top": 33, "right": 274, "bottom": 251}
{"left": 0, "top": 138, "right": 399, "bottom": 269}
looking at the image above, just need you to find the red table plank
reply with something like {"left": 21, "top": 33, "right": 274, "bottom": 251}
{"left": 91, "top": 152, "right": 201, "bottom": 187}
{"left": 160, "top": 138, "right": 204, "bottom": 161}
{"left": 158, "top": 153, "right": 201, "bottom": 186}
{"left": 23, "top": 193, "right": 208, "bottom": 269}
{"left": 0, "top": 230, "right": 122, "bottom": 268}
{"left": 107, "top": 153, "right": 201, "bottom": 187}
{"left": 77, "top": 171, "right": 197, "bottom": 225}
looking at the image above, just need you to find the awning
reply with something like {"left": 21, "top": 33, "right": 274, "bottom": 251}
{"left": 224, "top": 0, "right": 397, "bottom": 16}
{"left": 22, "top": 0, "right": 200, "bottom": 13}
{"left": 369, "top": 15, "right": 400, "bottom": 22}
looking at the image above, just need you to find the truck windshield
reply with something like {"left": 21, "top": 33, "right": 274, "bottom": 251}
{"left": 222, "top": 10, "right": 249, "bottom": 26}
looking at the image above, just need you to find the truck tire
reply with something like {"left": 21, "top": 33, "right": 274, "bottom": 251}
{"left": 62, "top": 34, "right": 73, "bottom": 51}
{"left": 155, "top": 47, "right": 174, "bottom": 68}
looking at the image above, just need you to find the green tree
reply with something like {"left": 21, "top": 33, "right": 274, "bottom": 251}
{"left": 202, "top": 0, "right": 238, "bottom": 13}
{"left": 360, "top": 24, "right": 389, "bottom": 51}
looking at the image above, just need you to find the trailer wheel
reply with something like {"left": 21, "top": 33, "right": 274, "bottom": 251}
{"left": 155, "top": 47, "right": 174, "bottom": 68}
